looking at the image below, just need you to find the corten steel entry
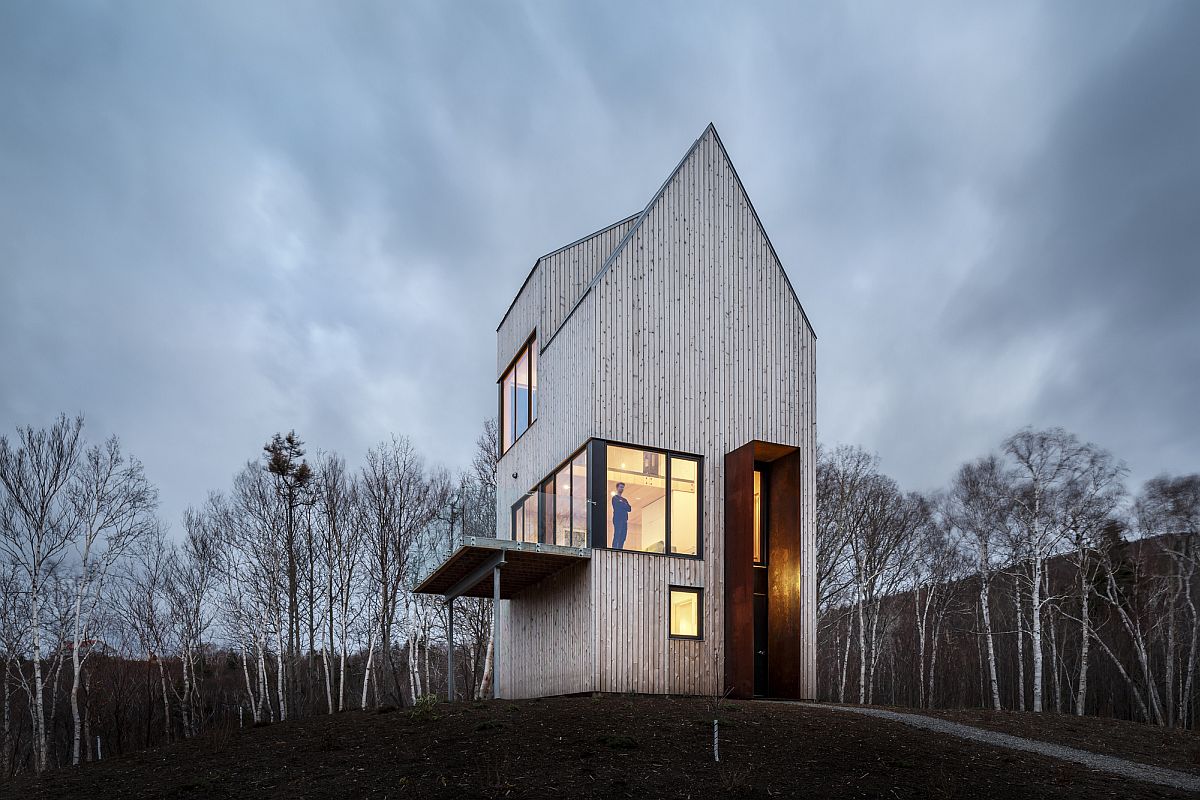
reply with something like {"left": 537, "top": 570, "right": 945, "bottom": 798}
{"left": 724, "top": 441, "right": 805, "bottom": 699}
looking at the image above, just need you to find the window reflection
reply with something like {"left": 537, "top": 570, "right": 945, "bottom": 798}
{"left": 512, "top": 492, "right": 538, "bottom": 543}
{"left": 499, "top": 337, "right": 537, "bottom": 455}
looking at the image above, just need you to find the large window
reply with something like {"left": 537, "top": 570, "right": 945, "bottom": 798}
{"left": 669, "top": 586, "right": 703, "bottom": 639}
{"left": 509, "top": 446, "right": 587, "bottom": 547}
{"left": 500, "top": 336, "right": 537, "bottom": 454}
{"left": 605, "top": 444, "right": 700, "bottom": 556}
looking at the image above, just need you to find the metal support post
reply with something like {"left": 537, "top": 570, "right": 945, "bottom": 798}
{"left": 493, "top": 564, "right": 502, "bottom": 699}
{"left": 446, "top": 597, "right": 455, "bottom": 702}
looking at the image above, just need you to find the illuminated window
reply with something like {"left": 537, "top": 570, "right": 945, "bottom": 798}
{"left": 499, "top": 336, "right": 537, "bottom": 454}
{"left": 753, "top": 470, "right": 763, "bottom": 564}
{"left": 605, "top": 444, "right": 700, "bottom": 556}
{"left": 570, "top": 451, "right": 587, "bottom": 547}
{"left": 670, "top": 457, "right": 699, "bottom": 556}
{"left": 509, "top": 446, "right": 588, "bottom": 547}
{"left": 669, "top": 587, "right": 703, "bottom": 639}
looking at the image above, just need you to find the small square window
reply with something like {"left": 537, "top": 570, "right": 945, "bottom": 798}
{"left": 669, "top": 586, "right": 703, "bottom": 640}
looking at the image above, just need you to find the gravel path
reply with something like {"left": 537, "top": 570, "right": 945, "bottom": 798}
{"left": 787, "top": 702, "right": 1200, "bottom": 793}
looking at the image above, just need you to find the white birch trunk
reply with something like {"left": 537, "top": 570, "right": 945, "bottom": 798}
{"left": 1030, "top": 557, "right": 1044, "bottom": 713}
{"left": 915, "top": 585, "right": 927, "bottom": 709}
{"left": 361, "top": 632, "right": 375, "bottom": 710}
{"left": 70, "top": 587, "right": 84, "bottom": 765}
{"left": 1013, "top": 582, "right": 1025, "bottom": 712}
{"left": 856, "top": 591, "right": 867, "bottom": 705}
{"left": 241, "top": 644, "right": 260, "bottom": 723}
{"left": 838, "top": 614, "right": 853, "bottom": 704}
{"left": 1076, "top": 564, "right": 1091, "bottom": 715}
{"left": 477, "top": 625, "right": 495, "bottom": 700}
{"left": 1178, "top": 564, "right": 1197, "bottom": 728}
{"left": 322, "top": 645, "right": 334, "bottom": 714}
{"left": 273, "top": 612, "right": 287, "bottom": 722}
{"left": 2, "top": 656, "right": 11, "bottom": 778}
{"left": 30, "top": 590, "right": 48, "bottom": 773}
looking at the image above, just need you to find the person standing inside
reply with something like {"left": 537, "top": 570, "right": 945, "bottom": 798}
{"left": 611, "top": 482, "right": 632, "bottom": 549}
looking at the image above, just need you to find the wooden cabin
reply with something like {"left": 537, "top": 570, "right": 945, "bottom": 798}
{"left": 416, "top": 124, "right": 817, "bottom": 700}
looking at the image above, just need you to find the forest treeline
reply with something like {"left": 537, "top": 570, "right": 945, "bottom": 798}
{"left": 0, "top": 415, "right": 1196, "bottom": 781}
{"left": 0, "top": 414, "right": 499, "bottom": 777}
{"left": 816, "top": 430, "right": 1199, "bottom": 730}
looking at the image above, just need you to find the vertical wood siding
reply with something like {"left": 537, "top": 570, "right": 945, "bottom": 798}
{"left": 497, "top": 559, "right": 593, "bottom": 699}
{"left": 541, "top": 216, "right": 637, "bottom": 341}
{"left": 494, "top": 126, "right": 817, "bottom": 699}
{"left": 589, "top": 127, "right": 817, "bottom": 698}
{"left": 591, "top": 549, "right": 712, "bottom": 695}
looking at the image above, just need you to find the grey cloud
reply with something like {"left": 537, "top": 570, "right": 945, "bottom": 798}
{"left": 1, "top": 1, "right": 1196, "bottom": 530}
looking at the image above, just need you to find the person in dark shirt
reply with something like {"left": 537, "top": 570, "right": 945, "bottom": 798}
{"left": 611, "top": 482, "right": 632, "bottom": 549}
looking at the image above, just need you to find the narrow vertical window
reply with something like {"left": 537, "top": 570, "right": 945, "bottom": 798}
{"left": 570, "top": 450, "right": 587, "bottom": 548}
{"left": 541, "top": 478, "right": 555, "bottom": 544}
{"left": 669, "top": 587, "right": 703, "bottom": 639}
{"left": 523, "top": 494, "right": 538, "bottom": 543}
{"left": 502, "top": 370, "right": 515, "bottom": 452}
{"left": 512, "top": 492, "right": 539, "bottom": 543}
{"left": 669, "top": 456, "right": 699, "bottom": 556}
{"left": 514, "top": 350, "right": 530, "bottom": 440}
{"left": 555, "top": 464, "right": 571, "bottom": 546}
{"left": 529, "top": 344, "right": 537, "bottom": 421}
{"left": 753, "top": 470, "right": 763, "bottom": 564}
{"left": 499, "top": 335, "right": 538, "bottom": 455}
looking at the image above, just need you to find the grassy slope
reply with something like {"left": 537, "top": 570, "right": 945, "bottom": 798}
{"left": 9, "top": 696, "right": 1197, "bottom": 800}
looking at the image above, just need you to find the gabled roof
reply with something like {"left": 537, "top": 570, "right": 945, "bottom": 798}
{"left": 496, "top": 213, "right": 639, "bottom": 333}
{"left": 544, "top": 124, "right": 815, "bottom": 349}
{"left": 498, "top": 124, "right": 816, "bottom": 345}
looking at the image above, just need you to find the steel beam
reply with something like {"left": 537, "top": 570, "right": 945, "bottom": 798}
{"left": 443, "top": 550, "right": 506, "bottom": 601}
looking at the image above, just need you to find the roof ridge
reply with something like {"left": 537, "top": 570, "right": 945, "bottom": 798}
{"left": 705, "top": 125, "right": 816, "bottom": 339}
{"left": 496, "top": 212, "right": 640, "bottom": 333}
{"left": 542, "top": 125, "right": 714, "bottom": 350}
{"left": 541, "top": 123, "right": 816, "bottom": 350}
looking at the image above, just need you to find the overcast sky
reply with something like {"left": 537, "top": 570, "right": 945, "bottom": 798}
{"left": 2, "top": 1, "right": 1197, "bottom": 531}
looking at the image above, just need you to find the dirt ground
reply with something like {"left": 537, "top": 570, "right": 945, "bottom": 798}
{"left": 7, "top": 696, "right": 1198, "bottom": 800}
{"left": 911, "top": 705, "right": 1200, "bottom": 776}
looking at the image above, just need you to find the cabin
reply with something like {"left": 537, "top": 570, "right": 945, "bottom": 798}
{"left": 416, "top": 124, "right": 817, "bottom": 701}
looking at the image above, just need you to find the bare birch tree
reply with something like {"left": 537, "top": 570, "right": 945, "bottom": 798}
{"left": 66, "top": 436, "right": 157, "bottom": 763}
{"left": 0, "top": 414, "right": 85, "bottom": 772}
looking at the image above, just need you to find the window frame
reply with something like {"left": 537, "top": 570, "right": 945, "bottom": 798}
{"left": 668, "top": 585, "right": 704, "bottom": 641}
{"left": 498, "top": 332, "right": 538, "bottom": 456}
{"left": 509, "top": 443, "right": 590, "bottom": 546}
{"left": 753, "top": 463, "right": 770, "bottom": 565}
{"left": 588, "top": 438, "right": 703, "bottom": 560}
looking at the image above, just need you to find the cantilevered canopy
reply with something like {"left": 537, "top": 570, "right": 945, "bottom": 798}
{"left": 413, "top": 537, "right": 589, "bottom": 600}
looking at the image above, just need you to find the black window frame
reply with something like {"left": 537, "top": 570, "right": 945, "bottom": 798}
{"left": 588, "top": 439, "right": 703, "bottom": 560}
{"left": 498, "top": 332, "right": 538, "bottom": 456}
{"left": 509, "top": 491, "right": 538, "bottom": 544}
{"left": 508, "top": 443, "right": 589, "bottom": 547}
{"left": 668, "top": 585, "right": 704, "bottom": 641}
